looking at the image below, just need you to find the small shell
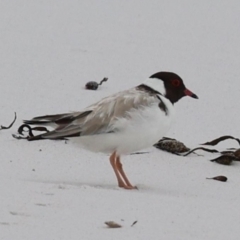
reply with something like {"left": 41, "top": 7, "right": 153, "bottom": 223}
{"left": 105, "top": 221, "right": 122, "bottom": 228}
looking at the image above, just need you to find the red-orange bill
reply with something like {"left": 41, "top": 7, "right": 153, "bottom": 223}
{"left": 184, "top": 89, "right": 198, "bottom": 99}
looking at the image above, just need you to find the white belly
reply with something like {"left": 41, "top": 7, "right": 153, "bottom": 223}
{"left": 71, "top": 101, "right": 175, "bottom": 155}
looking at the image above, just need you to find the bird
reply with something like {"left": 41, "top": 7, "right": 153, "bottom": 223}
{"left": 24, "top": 72, "right": 198, "bottom": 189}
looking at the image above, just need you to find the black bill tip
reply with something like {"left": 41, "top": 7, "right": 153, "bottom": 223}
{"left": 184, "top": 89, "right": 198, "bottom": 99}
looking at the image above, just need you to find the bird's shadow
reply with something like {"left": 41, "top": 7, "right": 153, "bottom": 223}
{"left": 27, "top": 178, "right": 125, "bottom": 191}
{"left": 26, "top": 179, "right": 185, "bottom": 197}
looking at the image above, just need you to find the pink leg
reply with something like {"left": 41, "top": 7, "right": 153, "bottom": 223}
{"left": 109, "top": 152, "right": 128, "bottom": 188}
{"left": 116, "top": 156, "right": 137, "bottom": 190}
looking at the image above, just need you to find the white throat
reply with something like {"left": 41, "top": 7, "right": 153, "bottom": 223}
{"left": 142, "top": 78, "right": 166, "bottom": 95}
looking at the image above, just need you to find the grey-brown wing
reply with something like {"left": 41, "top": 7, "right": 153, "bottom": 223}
{"left": 36, "top": 89, "right": 158, "bottom": 140}
{"left": 24, "top": 111, "right": 92, "bottom": 126}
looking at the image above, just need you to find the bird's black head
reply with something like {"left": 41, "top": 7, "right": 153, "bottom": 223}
{"left": 150, "top": 72, "right": 198, "bottom": 104}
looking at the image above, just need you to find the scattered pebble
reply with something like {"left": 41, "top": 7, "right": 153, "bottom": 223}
{"left": 105, "top": 221, "right": 122, "bottom": 228}
{"left": 131, "top": 221, "right": 138, "bottom": 227}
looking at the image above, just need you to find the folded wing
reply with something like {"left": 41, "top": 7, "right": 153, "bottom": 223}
{"left": 24, "top": 88, "right": 158, "bottom": 141}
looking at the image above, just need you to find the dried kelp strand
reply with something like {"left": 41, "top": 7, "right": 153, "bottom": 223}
{"left": 0, "top": 112, "right": 17, "bottom": 130}
{"left": 210, "top": 155, "right": 236, "bottom": 165}
{"left": 182, "top": 147, "right": 219, "bottom": 156}
{"left": 234, "top": 149, "right": 240, "bottom": 159}
{"left": 13, "top": 124, "right": 50, "bottom": 140}
{"left": 201, "top": 135, "right": 240, "bottom": 146}
{"left": 31, "top": 126, "right": 49, "bottom": 133}
{"left": 12, "top": 134, "right": 26, "bottom": 140}
{"left": 99, "top": 77, "right": 108, "bottom": 85}
{"left": 220, "top": 151, "right": 235, "bottom": 155}
{"left": 18, "top": 124, "right": 34, "bottom": 137}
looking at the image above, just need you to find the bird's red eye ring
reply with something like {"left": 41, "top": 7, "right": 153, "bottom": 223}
{"left": 172, "top": 79, "right": 180, "bottom": 87}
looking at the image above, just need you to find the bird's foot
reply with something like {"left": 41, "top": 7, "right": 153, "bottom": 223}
{"left": 118, "top": 183, "right": 138, "bottom": 190}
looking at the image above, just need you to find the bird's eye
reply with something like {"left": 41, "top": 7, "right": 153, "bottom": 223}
{"left": 172, "top": 79, "right": 180, "bottom": 87}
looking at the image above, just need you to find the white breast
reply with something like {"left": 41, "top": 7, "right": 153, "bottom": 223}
{"left": 72, "top": 95, "right": 175, "bottom": 155}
